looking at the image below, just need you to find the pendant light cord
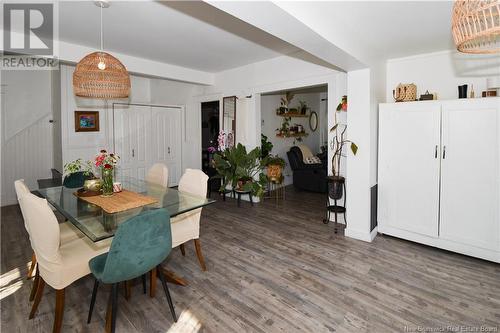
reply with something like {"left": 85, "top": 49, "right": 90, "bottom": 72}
{"left": 100, "top": 4, "right": 103, "bottom": 51}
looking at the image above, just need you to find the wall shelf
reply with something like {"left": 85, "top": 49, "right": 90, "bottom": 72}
{"left": 276, "top": 132, "right": 308, "bottom": 138}
{"left": 276, "top": 113, "right": 308, "bottom": 118}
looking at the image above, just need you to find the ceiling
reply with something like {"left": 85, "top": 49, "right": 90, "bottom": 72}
{"left": 277, "top": 1, "right": 455, "bottom": 62}
{"left": 56, "top": 1, "right": 456, "bottom": 73}
{"left": 58, "top": 1, "right": 300, "bottom": 72}
{"left": 262, "top": 84, "right": 328, "bottom": 96}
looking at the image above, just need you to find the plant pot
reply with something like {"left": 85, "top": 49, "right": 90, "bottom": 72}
{"left": 267, "top": 164, "right": 283, "bottom": 182}
{"left": 237, "top": 178, "right": 252, "bottom": 191}
{"left": 328, "top": 176, "right": 345, "bottom": 200}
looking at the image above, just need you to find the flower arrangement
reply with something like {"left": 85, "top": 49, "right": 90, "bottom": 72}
{"left": 94, "top": 149, "right": 120, "bottom": 172}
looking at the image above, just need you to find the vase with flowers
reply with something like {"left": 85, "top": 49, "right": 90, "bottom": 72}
{"left": 94, "top": 150, "right": 120, "bottom": 197}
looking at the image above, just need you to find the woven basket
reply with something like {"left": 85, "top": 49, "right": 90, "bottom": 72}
{"left": 393, "top": 83, "right": 417, "bottom": 102}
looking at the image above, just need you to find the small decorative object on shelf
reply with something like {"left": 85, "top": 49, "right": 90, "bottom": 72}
{"left": 419, "top": 90, "right": 434, "bottom": 101}
{"left": 458, "top": 84, "right": 468, "bottom": 99}
{"left": 336, "top": 95, "right": 347, "bottom": 111}
{"left": 470, "top": 84, "right": 475, "bottom": 98}
{"left": 298, "top": 100, "right": 309, "bottom": 115}
{"left": 393, "top": 83, "right": 417, "bottom": 102}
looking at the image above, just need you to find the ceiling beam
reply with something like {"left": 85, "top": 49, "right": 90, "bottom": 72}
{"left": 1, "top": 30, "right": 215, "bottom": 86}
{"left": 206, "top": 1, "right": 366, "bottom": 72}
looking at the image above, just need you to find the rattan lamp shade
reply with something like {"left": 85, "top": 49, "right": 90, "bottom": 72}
{"left": 452, "top": 0, "right": 500, "bottom": 54}
{"left": 73, "top": 51, "right": 131, "bottom": 98}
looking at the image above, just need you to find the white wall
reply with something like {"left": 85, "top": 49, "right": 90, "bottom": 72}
{"left": 1, "top": 70, "right": 54, "bottom": 205}
{"left": 386, "top": 50, "right": 500, "bottom": 102}
{"left": 60, "top": 64, "right": 204, "bottom": 177}
{"left": 261, "top": 92, "right": 323, "bottom": 186}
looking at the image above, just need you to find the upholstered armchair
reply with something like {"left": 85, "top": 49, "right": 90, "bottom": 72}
{"left": 287, "top": 146, "right": 327, "bottom": 193}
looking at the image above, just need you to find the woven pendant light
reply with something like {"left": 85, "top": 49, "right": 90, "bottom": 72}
{"left": 452, "top": 0, "right": 500, "bottom": 54}
{"left": 73, "top": 1, "right": 130, "bottom": 98}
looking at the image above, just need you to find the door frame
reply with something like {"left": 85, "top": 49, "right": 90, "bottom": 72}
{"left": 111, "top": 102, "right": 185, "bottom": 181}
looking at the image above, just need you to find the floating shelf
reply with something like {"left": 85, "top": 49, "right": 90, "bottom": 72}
{"left": 276, "top": 132, "right": 308, "bottom": 138}
{"left": 276, "top": 113, "right": 308, "bottom": 118}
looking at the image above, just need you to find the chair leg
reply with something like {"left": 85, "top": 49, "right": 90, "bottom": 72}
{"left": 124, "top": 281, "right": 131, "bottom": 301}
{"left": 142, "top": 274, "right": 147, "bottom": 294}
{"left": 53, "top": 289, "right": 65, "bottom": 333}
{"left": 157, "top": 266, "right": 177, "bottom": 322}
{"left": 179, "top": 244, "right": 186, "bottom": 256}
{"left": 110, "top": 284, "right": 118, "bottom": 333}
{"left": 27, "top": 252, "right": 37, "bottom": 279}
{"left": 29, "top": 276, "right": 45, "bottom": 319}
{"left": 87, "top": 278, "right": 99, "bottom": 324}
{"left": 29, "top": 266, "right": 39, "bottom": 302}
{"left": 149, "top": 267, "right": 157, "bottom": 298}
{"left": 194, "top": 239, "right": 207, "bottom": 271}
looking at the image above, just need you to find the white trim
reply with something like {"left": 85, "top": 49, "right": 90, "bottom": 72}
{"left": 378, "top": 225, "right": 499, "bottom": 263}
{"left": 345, "top": 227, "right": 376, "bottom": 243}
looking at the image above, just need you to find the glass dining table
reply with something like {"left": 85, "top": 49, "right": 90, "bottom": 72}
{"left": 35, "top": 176, "right": 216, "bottom": 243}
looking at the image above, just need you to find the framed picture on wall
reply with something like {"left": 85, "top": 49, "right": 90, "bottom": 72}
{"left": 75, "top": 111, "right": 99, "bottom": 132}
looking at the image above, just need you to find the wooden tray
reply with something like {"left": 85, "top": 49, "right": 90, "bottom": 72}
{"left": 74, "top": 189, "right": 158, "bottom": 214}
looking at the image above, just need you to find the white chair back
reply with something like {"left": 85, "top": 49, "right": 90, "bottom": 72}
{"left": 178, "top": 169, "right": 208, "bottom": 197}
{"left": 18, "top": 193, "right": 63, "bottom": 279}
{"left": 146, "top": 163, "right": 169, "bottom": 188}
{"left": 14, "top": 179, "right": 31, "bottom": 232}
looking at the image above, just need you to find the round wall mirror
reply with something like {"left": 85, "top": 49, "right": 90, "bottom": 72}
{"left": 309, "top": 111, "right": 318, "bottom": 132}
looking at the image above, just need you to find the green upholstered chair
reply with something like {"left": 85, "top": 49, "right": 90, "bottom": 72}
{"left": 87, "top": 208, "right": 177, "bottom": 332}
{"left": 63, "top": 171, "right": 93, "bottom": 188}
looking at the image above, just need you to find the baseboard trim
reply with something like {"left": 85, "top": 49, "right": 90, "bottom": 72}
{"left": 345, "top": 227, "right": 377, "bottom": 243}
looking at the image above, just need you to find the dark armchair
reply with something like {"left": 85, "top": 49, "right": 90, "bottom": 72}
{"left": 287, "top": 146, "right": 327, "bottom": 193}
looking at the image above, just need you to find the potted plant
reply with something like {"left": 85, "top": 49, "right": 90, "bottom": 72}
{"left": 213, "top": 143, "right": 267, "bottom": 198}
{"left": 261, "top": 134, "right": 274, "bottom": 159}
{"left": 265, "top": 155, "right": 286, "bottom": 182}
{"left": 63, "top": 158, "right": 95, "bottom": 189}
{"left": 298, "top": 100, "right": 308, "bottom": 115}
{"left": 280, "top": 91, "right": 295, "bottom": 114}
{"left": 329, "top": 112, "right": 358, "bottom": 199}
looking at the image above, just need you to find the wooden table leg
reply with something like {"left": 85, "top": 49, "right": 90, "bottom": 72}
{"left": 160, "top": 267, "right": 188, "bottom": 286}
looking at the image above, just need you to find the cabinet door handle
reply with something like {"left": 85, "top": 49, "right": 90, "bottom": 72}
{"left": 442, "top": 146, "right": 446, "bottom": 159}
{"left": 168, "top": 147, "right": 171, "bottom": 154}
{"left": 132, "top": 149, "right": 135, "bottom": 158}
{"left": 434, "top": 145, "right": 438, "bottom": 158}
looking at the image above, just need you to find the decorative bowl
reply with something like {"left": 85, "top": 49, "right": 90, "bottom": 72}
{"left": 83, "top": 178, "right": 103, "bottom": 192}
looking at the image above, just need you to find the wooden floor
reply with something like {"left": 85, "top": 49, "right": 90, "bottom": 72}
{"left": 1, "top": 187, "right": 499, "bottom": 332}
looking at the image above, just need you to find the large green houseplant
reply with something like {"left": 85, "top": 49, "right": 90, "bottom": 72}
{"left": 213, "top": 143, "right": 267, "bottom": 198}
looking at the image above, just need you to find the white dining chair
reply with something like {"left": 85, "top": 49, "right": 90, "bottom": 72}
{"left": 172, "top": 169, "right": 209, "bottom": 270}
{"left": 145, "top": 163, "right": 169, "bottom": 188}
{"left": 14, "top": 180, "right": 84, "bottom": 281}
{"left": 19, "top": 192, "right": 111, "bottom": 333}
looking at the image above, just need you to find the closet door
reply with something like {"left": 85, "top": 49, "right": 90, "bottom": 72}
{"left": 440, "top": 102, "right": 499, "bottom": 250}
{"left": 114, "top": 105, "right": 151, "bottom": 180}
{"left": 150, "top": 107, "right": 182, "bottom": 186}
{"left": 378, "top": 103, "right": 441, "bottom": 237}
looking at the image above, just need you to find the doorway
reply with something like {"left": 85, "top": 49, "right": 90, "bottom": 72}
{"left": 201, "top": 101, "right": 220, "bottom": 176}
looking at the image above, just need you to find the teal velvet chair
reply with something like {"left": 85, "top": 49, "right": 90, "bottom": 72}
{"left": 87, "top": 208, "right": 177, "bottom": 332}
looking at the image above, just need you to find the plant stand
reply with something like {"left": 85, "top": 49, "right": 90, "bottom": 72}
{"left": 323, "top": 176, "right": 347, "bottom": 234}
{"left": 265, "top": 179, "right": 285, "bottom": 204}
{"left": 235, "top": 189, "right": 253, "bottom": 207}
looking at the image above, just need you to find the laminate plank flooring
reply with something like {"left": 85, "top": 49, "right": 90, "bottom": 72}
{"left": 1, "top": 187, "right": 499, "bottom": 332}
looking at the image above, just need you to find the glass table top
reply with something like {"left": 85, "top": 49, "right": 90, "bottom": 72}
{"left": 36, "top": 177, "right": 215, "bottom": 242}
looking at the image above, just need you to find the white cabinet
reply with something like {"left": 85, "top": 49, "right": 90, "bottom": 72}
{"left": 378, "top": 98, "right": 500, "bottom": 263}
{"left": 114, "top": 105, "right": 182, "bottom": 185}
